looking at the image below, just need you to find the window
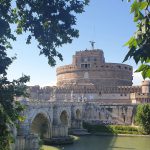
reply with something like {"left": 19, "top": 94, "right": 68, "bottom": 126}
{"left": 118, "top": 66, "right": 121, "bottom": 69}
{"left": 85, "top": 64, "right": 88, "bottom": 68}
{"left": 81, "top": 64, "right": 84, "bottom": 68}
{"left": 81, "top": 64, "right": 90, "bottom": 68}
{"left": 87, "top": 64, "right": 90, "bottom": 68}
{"left": 94, "top": 57, "right": 97, "bottom": 61}
{"left": 81, "top": 58, "right": 84, "bottom": 62}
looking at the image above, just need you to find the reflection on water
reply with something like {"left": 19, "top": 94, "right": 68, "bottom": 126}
{"left": 43, "top": 135, "right": 150, "bottom": 150}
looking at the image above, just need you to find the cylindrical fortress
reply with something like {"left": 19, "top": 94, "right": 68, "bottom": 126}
{"left": 56, "top": 49, "right": 133, "bottom": 87}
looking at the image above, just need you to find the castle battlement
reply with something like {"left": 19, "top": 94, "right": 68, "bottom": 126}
{"left": 57, "top": 63, "right": 132, "bottom": 75}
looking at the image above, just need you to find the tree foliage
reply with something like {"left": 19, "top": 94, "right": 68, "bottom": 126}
{"left": 135, "top": 104, "right": 150, "bottom": 134}
{"left": 0, "top": 76, "right": 29, "bottom": 149}
{"left": 0, "top": 0, "right": 89, "bottom": 149}
{"left": 9, "top": 0, "right": 88, "bottom": 66}
{"left": 123, "top": 0, "right": 150, "bottom": 79}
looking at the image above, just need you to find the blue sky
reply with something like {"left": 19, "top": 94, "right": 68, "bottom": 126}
{"left": 7, "top": 0, "right": 143, "bottom": 86}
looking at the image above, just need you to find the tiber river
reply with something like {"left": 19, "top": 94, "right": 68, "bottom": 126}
{"left": 43, "top": 135, "right": 150, "bottom": 150}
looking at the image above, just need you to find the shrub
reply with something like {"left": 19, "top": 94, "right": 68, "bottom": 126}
{"left": 83, "top": 122, "right": 140, "bottom": 135}
{"left": 135, "top": 104, "right": 150, "bottom": 134}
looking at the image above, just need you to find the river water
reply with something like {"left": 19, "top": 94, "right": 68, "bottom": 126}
{"left": 44, "top": 135, "right": 150, "bottom": 150}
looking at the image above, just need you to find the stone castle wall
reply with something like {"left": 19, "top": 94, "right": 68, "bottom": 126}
{"left": 27, "top": 85, "right": 53, "bottom": 100}
{"left": 56, "top": 49, "right": 133, "bottom": 87}
{"left": 27, "top": 84, "right": 142, "bottom": 104}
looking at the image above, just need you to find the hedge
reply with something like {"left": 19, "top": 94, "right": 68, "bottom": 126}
{"left": 83, "top": 122, "right": 141, "bottom": 135}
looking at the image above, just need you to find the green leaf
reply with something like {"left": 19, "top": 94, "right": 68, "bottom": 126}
{"left": 134, "top": 11, "right": 144, "bottom": 22}
{"left": 18, "top": 116, "right": 25, "bottom": 122}
{"left": 123, "top": 47, "right": 135, "bottom": 62}
{"left": 135, "top": 64, "right": 147, "bottom": 72}
{"left": 141, "top": 20, "right": 147, "bottom": 34}
{"left": 130, "top": 1, "right": 140, "bottom": 14}
{"left": 145, "top": 58, "right": 150, "bottom": 63}
{"left": 124, "top": 37, "right": 137, "bottom": 47}
{"left": 135, "top": 64, "right": 150, "bottom": 79}
{"left": 145, "top": 69, "right": 150, "bottom": 78}
{"left": 26, "top": 35, "right": 32, "bottom": 44}
{"left": 16, "top": 28, "right": 22, "bottom": 34}
{"left": 139, "top": 2, "right": 148, "bottom": 10}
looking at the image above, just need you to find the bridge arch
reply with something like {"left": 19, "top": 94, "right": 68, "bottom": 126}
{"left": 76, "top": 109, "right": 81, "bottom": 120}
{"left": 60, "top": 110, "right": 69, "bottom": 126}
{"left": 30, "top": 112, "right": 51, "bottom": 139}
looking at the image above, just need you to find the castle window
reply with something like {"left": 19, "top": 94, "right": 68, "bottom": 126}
{"left": 81, "top": 58, "right": 84, "bottom": 62}
{"left": 87, "top": 64, "right": 90, "bottom": 68}
{"left": 81, "top": 64, "right": 84, "bottom": 68}
{"left": 94, "top": 57, "right": 97, "bottom": 61}
{"left": 85, "top": 64, "right": 88, "bottom": 68}
{"left": 81, "top": 64, "right": 90, "bottom": 68}
{"left": 118, "top": 66, "right": 121, "bottom": 69}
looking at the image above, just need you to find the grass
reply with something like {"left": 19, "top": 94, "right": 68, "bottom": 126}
{"left": 70, "top": 135, "right": 80, "bottom": 141}
{"left": 42, "top": 145, "right": 60, "bottom": 150}
{"left": 83, "top": 122, "right": 142, "bottom": 135}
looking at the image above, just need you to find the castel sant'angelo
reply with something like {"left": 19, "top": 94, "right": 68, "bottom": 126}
{"left": 16, "top": 48, "right": 150, "bottom": 149}
{"left": 29, "top": 48, "right": 150, "bottom": 104}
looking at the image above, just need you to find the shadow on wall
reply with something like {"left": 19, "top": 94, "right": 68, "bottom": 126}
{"left": 31, "top": 113, "right": 51, "bottom": 139}
{"left": 60, "top": 110, "right": 68, "bottom": 126}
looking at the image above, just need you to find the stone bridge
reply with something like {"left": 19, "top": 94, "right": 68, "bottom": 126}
{"left": 14, "top": 99, "right": 136, "bottom": 149}
{"left": 17, "top": 99, "right": 135, "bottom": 141}
{"left": 18, "top": 100, "right": 83, "bottom": 139}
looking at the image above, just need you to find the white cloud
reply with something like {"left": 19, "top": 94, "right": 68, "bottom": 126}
{"left": 132, "top": 71, "right": 143, "bottom": 86}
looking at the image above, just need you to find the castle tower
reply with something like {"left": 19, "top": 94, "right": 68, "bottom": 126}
{"left": 142, "top": 80, "right": 150, "bottom": 94}
{"left": 56, "top": 49, "right": 133, "bottom": 87}
{"left": 72, "top": 49, "right": 105, "bottom": 67}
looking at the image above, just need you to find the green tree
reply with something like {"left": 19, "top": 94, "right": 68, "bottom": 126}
{"left": 0, "top": 0, "right": 89, "bottom": 149}
{"left": 123, "top": 0, "right": 150, "bottom": 79}
{"left": 135, "top": 104, "right": 150, "bottom": 134}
